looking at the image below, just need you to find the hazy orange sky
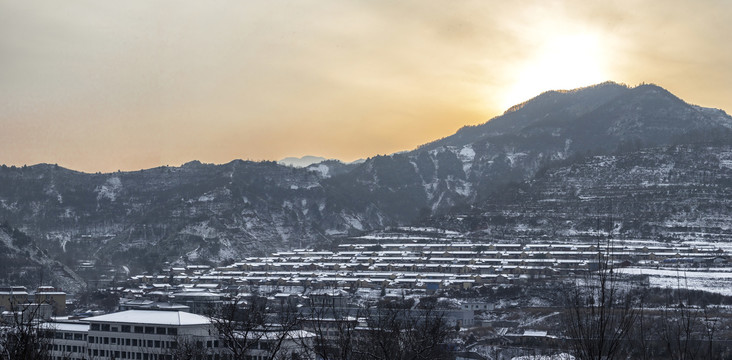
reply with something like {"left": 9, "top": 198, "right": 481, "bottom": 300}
{"left": 2, "top": 0, "right": 731, "bottom": 173}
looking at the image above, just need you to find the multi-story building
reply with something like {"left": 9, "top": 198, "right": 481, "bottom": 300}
{"left": 43, "top": 309, "right": 315, "bottom": 360}
{"left": 42, "top": 321, "right": 89, "bottom": 360}
{"left": 84, "top": 310, "right": 220, "bottom": 360}
{"left": 0, "top": 286, "right": 29, "bottom": 312}
{"left": 34, "top": 286, "right": 67, "bottom": 316}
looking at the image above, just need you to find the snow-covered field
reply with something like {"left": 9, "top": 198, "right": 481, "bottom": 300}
{"left": 618, "top": 267, "right": 732, "bottom": 296}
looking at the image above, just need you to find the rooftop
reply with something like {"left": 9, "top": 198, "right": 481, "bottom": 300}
{"left": 85, "top": 310, "right": 211, "bottom": 326}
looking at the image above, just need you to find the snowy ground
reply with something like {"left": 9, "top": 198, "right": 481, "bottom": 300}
{"left": 617, "top": 267, "right": 732, "bottom": 296}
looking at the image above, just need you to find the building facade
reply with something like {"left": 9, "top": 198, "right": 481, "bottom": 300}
{"left": 43, "top": 310, "right": 313, "bottom": 360}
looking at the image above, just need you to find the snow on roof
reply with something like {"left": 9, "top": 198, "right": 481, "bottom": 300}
{"left": 523, "top": 330, "right": 548, "bottom": 337}
{"left": 85, "top": 310, "right": 211, "bottom": 326}
{"left": 40, "top": 322, "right": 89, "bottom": 332}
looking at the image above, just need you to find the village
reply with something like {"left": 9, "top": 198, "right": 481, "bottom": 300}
{"left": 126, "top": 234, "right": 729, "bottom": 297}
{"left": 3, "top": 233, "right": 732, "bottom": 359}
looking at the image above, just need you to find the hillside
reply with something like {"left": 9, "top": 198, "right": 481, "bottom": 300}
{"left": 0, "top": 222, "right": 84, "bottom": 291}
{"left": 1, "top": 82, "right": 731, "bottom": 274}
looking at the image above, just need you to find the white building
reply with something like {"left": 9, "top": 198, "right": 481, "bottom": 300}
{"left": 43, "top": 310, "right": 315, "bottom": 360}
{"left": 42, "top": 321, "right": 89, "bottom": 360}
{"left": 84, "top": 310, "right": 221, "bottom": 360}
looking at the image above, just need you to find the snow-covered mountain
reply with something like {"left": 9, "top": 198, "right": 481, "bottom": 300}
{"left": 330, "top": 82, "right": 732, "bottom": 219}
{"left": 1, "top": 82, "right": 731, "bottom": 275}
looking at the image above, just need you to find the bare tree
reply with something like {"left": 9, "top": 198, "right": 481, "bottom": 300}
{"left": 165, "top": 335, "right": 212, "bottom": 360}
{"left": 0, "top": 302, "right": 52, "bottom": 360}
{"left": 208, "top": 295, "right": 302, "bottom": 360}
{"left": 657, "top": 274, "right": 720, "bottom": 360}
{"left": 352, "top": 301, "right": 455, "bottom": 360}
{"left": 297, "top": 300, "right": 361, "bottom": 360}
{"left": 628, "top": 289, "right": 654, "bottom": 360}
{"left": 563, "top": 239, "right": 638, "bottom": 360}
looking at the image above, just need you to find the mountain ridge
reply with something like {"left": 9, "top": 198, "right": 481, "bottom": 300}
{"left": 1, "top": 81, "right": 731, "bottom": 281}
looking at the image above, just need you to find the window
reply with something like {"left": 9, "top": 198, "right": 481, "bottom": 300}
{"left": 167, "top": 328, "right": 177, "bottom": 336}
{"left": 89, "top": 336, "right": 95, "bottom": 343}
{"left": 155, "top": 340, "right": 161, "bottom": 348}
{"left": 111, "top": 338, "right": 117, "bottom": 344}
{"left": 132, "top": 339, "right": 138, "bottom": 346}
{"left": 101, "top": 324, "right": 110, "bottom": 332}
{"left": 134, "top": 326, "right": 144, "bottom": 333}
{"left": 145, "top": 326, "right": 155, "bottom": 334}
{"left": 121, "top": 325, "right": 131, "bottom": 332}
{"left": 126, "top": 338, "right": 131, "bottom": 346}
{"left": 156, "top": 327, "right": 166, "bottom": 335}
{"left": 111, "top": 326, "right": 119, "bottom": 332}
{"left": 64, "top": 332, "right": 73, "bottom": 339}
{"left": 90, "top": 324, "right": 100, "bottom": 331}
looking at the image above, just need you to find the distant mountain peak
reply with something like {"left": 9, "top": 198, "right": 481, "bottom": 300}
{"left": 419, "top": 81, "right": 732, "bottom": 152}
{"left": 502, "top": 81, "right": 628, "bottom": 115}
{"left": 278, "top": 155, "right": 328, "bottom": 168}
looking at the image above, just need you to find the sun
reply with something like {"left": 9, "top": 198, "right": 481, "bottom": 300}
{"left": 501, "top": 33, "right": 609, "bottom": 110}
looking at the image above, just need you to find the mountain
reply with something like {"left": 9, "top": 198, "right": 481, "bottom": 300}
{"left": 426, "top": 143, "right": 732, "bottom": 242}
{"left": 0, "top": 160, "right": 387, "bottom": 273}
{"left": 0, "top": 222, "right": 84, "bottom": 291}
{"left": 278, "top": 155, "right": 328, "bottom": 168}
{"left": 328, "top": 82, "right": 732, "bottom": 220}
{"left": 1, "top": 82, "right": 731, "bottom": 276}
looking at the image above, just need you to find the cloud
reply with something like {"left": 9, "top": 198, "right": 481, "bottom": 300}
{"left": 0, "top": 0, "right": 731, "bottom": 172}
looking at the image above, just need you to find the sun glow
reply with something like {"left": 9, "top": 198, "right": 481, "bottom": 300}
{"left": 501, "top": 33, "right": 610, "bottom": 110}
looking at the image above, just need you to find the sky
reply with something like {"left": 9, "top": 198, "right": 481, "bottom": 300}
{"left": 1, "top": 0, "right": 731, "bottom": 173}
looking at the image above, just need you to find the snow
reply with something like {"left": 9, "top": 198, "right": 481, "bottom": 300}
{"left": 455, "top": 181, "right": 472, "bottom": 197}
{"left": 182, "top": 221, "right": 217, "bottom": 239}
{"left": 95, "top": 177, "right": 122, "bottom": 201}
{"left": 505, "top": 150, "right": 527, "bottom": 166}
{"left": 197, "top": 194, "right": 215, "bottom": 202}
{"left": 396, "top": 227, "right": 461, "bottom": 236}
{"left": 326, "top": 229, "right": 346, "bottom": 236}
{"left": 39, "top": 322, "right": 89, "bottom": 332}
{"left": 458, "top": 145, "right": 475, "bottom": 173}
{"left": 45, "top": 184, "right": 63, "bottom": 204}
{"left": 343, "top": 213, "right": 364, "bottom": 231}
{"left": 214, "top": 244, "right": 239, "bottom": 262}
{"left": 86, "top": 310, "right": 211, "bottom": 326}
{"left": 309, "top": 164, "right": 330, "bottom": 178}
{"left": 511, "top": 354, "right": 574, "bottom": 360}
{"left": 617, "top": 267, "right": 732, "bottom": 296}
{"left": 0, "top": 199, "right": 18, "bottom": 211}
